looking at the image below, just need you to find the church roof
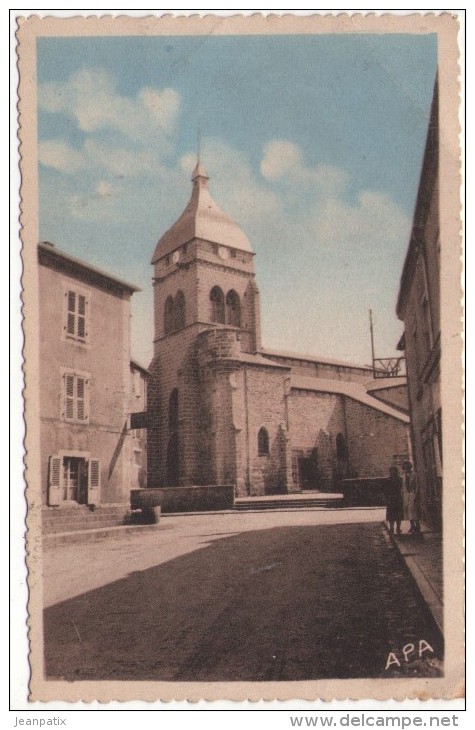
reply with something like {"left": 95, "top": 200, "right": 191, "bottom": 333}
{"left": 151, "top": 163, "right": 252, "bottom": 263}
{"left": 291, "top": 375, "right": 410, "bottom": 423}
{"left": 260, "top": 347, "right": 373, "bottom": 372}
{"left": 364, "top": 376, "right": 407, "bottom": 392}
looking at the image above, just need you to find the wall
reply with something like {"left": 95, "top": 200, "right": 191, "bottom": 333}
{"left": 344, "top": 398, "right": 410, "bottom": 479}
{"left": 131, "top": 485, "right": 235, "bottom": 513}
{"left": 263, "top": 353, "right": 373, "bottom": 384}
{"left": 396, "top": 79, "right": 442, "bottom": 527}
{"left": 288, "top": 388, "right": 410, "bottom": 489}
{"left": 39, "top": 260, "right": 131, "bottom": 506}
{"left": 288, "top": 389, "right": 346, "bottom": 489}
{"left": 153, "top": 250, "right": 200, "bottom": 340}
{"left": 369, "top": 385, "right": 408, "bottom": 412}
{"left": 403, "top": 252, "right": 442, "bottom": 524}
{"left": 196, "top": 329, "right": 246, "bottom": 492}
{"left": 194, "top": 241, "right": 258, "bottom": 353}
{"left": 153, "top": 239, "right": 259, "bottom": 353}
{"left": 241, "top": 365, "right": 289, "bottom": 495}
{"left": 129, "top": 366, "right": 148, "bottom": 488}
{"left": 148, "top": 323, "right": 209, "bottom": 486}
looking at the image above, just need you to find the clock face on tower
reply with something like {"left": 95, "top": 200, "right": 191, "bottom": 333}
{"left": 218, "top": 246, "right": 229, "bottom": 260}
{"left": 172, "top": 250, "right": 180, "bottom": 264}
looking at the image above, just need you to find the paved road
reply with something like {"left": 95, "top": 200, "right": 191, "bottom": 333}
{"left": 43, "top": 508, "right": 442, "bottom": 681}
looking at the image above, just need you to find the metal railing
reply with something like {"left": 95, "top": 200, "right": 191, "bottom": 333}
{"left": 372, "top": 357, "right": 406, "bottom": 378}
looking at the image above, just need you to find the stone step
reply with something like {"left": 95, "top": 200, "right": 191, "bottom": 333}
{"left": 42, "top": 505, "right": 130, "bottom": 534}
{"left": 234, "top": 497, "right": 343, "bottom": 511}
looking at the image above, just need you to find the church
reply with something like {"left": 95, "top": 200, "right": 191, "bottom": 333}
{"left": 146, "top": 163, "right": 411, "bottom": 497}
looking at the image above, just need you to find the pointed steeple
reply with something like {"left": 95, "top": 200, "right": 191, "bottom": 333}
{"left": 151, "top": 161, "right": 253, "bottom": 263}
{"left": 191, "top": 161, "right": 209, "bottom": 185}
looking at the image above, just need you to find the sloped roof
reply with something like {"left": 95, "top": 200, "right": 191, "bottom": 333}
{"left": 260, "top": 347, "right": 373, "bottom": 372}
{"left": 291, "top": 375, "right": 410, "bottom": 423}
{"left": 38, "top": 242, "right": 141, "bottom": 293}
{"left": 151, "top": 163, "right": 252, "bottom": 263}
{"left": 365, "top": 376, "right": 407, "bottom": 393}
{"left": 130, "top": 358, "right": 150, "bottom": 376}
{"left": 238, "top": 352, "right": 291, "bottom": 369}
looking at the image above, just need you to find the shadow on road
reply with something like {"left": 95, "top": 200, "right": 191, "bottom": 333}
{"left": 44, "top": 522, "right": 443, "bottom": 682}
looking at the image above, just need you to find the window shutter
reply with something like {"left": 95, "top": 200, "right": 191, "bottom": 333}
{"left": 76, "top": 377, "right": 85, "bottom": 421}
{"left": 64, "top": 374, "right": 74, "bottom": 420}
{"left": 77, "top": 294, "right": 86, "bottom": 338}
{"left": 85, "top": 378, "right": 90, "bottom": 422}
{"left": 67, "top": 313, "right": 75, "bottom": 335}
{"left": 64, "top": 289, "right": 89, "bottom": 341}
{"left": 87, "top": 458, "right": 101, "bottom": 505}
{"left": 48, "top": 455, "right": 62, "bottom": 506}
{"left": 84, "top": 295, "right": 89, "bottom": 338}
{"left": 66, "top": 290, "right": 76, "bottom": 335}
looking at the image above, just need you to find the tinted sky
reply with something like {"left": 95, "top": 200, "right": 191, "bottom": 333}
{"left": 37, "top": 33, "right": 437, "bottom": 367}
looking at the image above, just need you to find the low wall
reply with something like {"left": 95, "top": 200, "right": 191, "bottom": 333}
{"left": 341, "top": 477, "right": 388, "bottom": 507}
{"left": 131, "top": 485, "right": 235, "bottom": 513}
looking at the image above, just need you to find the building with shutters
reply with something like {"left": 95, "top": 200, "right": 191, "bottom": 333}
{"left": 38, "top": 241, "right": 144, "bottom": 529}
{"left": 147, "top": 163, "right": 412, "bottom": 495}
{"left": 396, "top": 78, "right": 442, "bottom": 527}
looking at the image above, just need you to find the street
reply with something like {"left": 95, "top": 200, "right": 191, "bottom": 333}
{"left": 43, "top": 508, "right": 442, "bottom": 681}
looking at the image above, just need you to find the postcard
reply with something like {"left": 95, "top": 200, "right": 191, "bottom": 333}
{"left": 16, "top": 12, "right": 464, "bottom": 704}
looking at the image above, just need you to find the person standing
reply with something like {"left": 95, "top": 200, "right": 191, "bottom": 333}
{"left": 402, "top": 461, "right": 421, "bottom": 533}
{"left": 386, "top": 466, "right": 403, "bottom": 534}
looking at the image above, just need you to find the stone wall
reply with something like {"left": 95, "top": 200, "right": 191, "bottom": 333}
{"left": 195, "top": 329, "right": 291, "bottom": 496}
{"left": 369, "top": 385, "right": 408, "bottom": 412}
{"left": 148, "top": 323, "right": 210, "bottom": 486}
{"left": 241, "top": 365, "right": 289, "bottom": 495}
{"left": 287, "top": 388, "right": 410, "bottom": 489}
{"left": 133, "top": 485, "right": 235, "bottom": 513}
{"left": 288, "top": 389, "right": 346, "bottom": 490}
{"left": 344, "top": 398, "right": 410, "bottom": 479}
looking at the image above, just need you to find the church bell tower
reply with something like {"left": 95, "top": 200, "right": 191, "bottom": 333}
{"left": 147, "top": 163, "right": 262, "bottom": 487}
{"left": 150, "top": 162, "right": 261, "bottom": 353}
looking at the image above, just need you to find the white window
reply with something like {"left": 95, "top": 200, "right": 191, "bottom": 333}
{"left": 62, "top": 370, "right": 90, "bottom": 423}
{"left": 63, "top": 287, "right": 90, "bottom": 343}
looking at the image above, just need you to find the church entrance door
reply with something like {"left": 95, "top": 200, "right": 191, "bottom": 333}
{"left": 298, "top": 456, "right": 319, "bottom": 491}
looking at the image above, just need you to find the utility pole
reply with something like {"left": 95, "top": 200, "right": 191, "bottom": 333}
{"left": 369, "top": 309, "right": 376, "bottom": 378}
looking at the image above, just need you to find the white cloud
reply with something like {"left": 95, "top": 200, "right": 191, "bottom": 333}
{"left": 310, "top": 190, "right": 410, "bottom": 256}
{"left": 38, "top": 139, "right": 86, "bottom": 174}
{"left": 260, "top": 140, "right": 301, "bottom": 181}
{"left": 261, "top": 139, "right": 349, "bottom": 194}
{"left": 38, "top": 136, "right": 168, "bottom": 179}
{"left": 258, "top": 139, "right": 408, "bottom": 260}
{"left": 38, "top": 70, "right": 180, "bottom": 181}
{"left": 138, "top": 87, "right": 180, "bottom": 132}
{"left": 38, "top": 68, "right": 181, "bottom": 142}
{"left": 96, "top": 180, "right": 113, "bottom": 198}
{"left": 82, "top": 139, "right": 159, "bottom": 177}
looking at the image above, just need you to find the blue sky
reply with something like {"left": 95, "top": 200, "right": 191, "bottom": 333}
{"left": 37, "top": 33, "right": 437, "bottom": 367}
